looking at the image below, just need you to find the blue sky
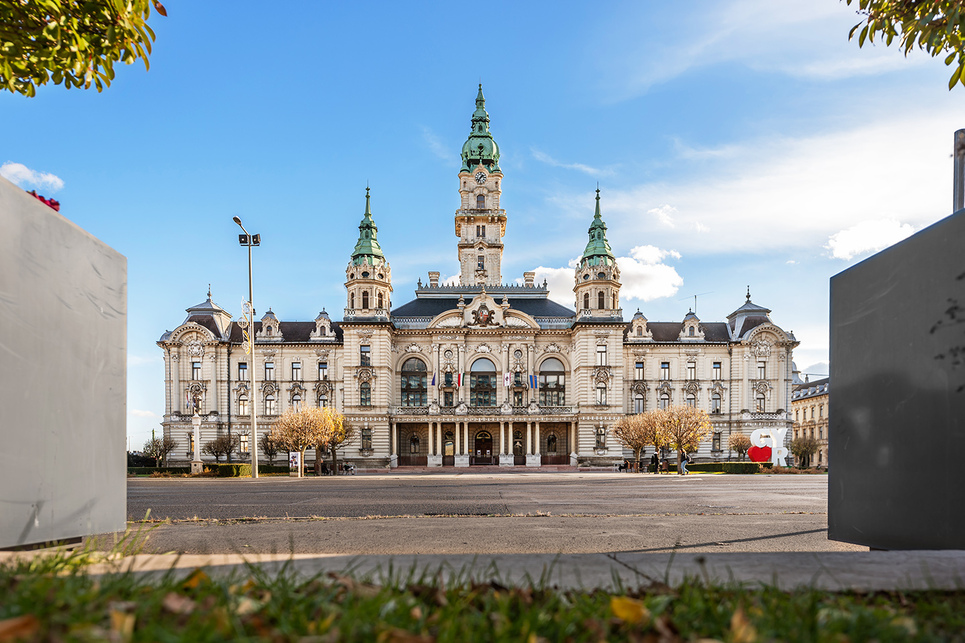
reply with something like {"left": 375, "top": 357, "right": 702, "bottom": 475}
{"left": 2, "top": 1, "right": 962, "bottom": 450}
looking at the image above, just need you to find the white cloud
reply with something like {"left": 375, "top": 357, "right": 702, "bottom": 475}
{"left": 130, "top": 409, "right": 160, "bottom": 419}
{"left": 532, "top": 265, "right": 578, "bottom": 306}
{"left": 531, "top": 148, "right": 612, "bottom": 177}
{"left": 619, "top": 245, "right": 684, "bottom": 302}
{"left": 648, "top": 204, "right": 676, "bottom": 228}
{"left": 825, "top": 219, "right": 916, "bottom": 260}
{"left": 421, "top": 126, "right": 457, "bottom": 165}
{"left": 0, "top": 162, "right": 64, "bottom": 192}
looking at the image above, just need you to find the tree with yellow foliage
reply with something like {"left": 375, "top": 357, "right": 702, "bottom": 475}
{"left": 657, "top": 405, "right": 712, "bottom": 475}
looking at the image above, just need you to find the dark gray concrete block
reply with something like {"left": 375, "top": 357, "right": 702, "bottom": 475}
{"left": 829, "top": 209, "right": 965, "bottom": 549}
{"left": 0, "top": 176, "right": 127, "bottom": 548}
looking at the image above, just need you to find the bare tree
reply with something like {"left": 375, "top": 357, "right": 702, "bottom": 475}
{"left": 790, "top": 436, "right": 818, "bottom": 468}
{"left": 202, "top": 434, "right": 238, "bottom": 463}
{"left": 259, "top": 431, "right": 280, "bottom": 466}
{"left": 614, "top": 411, "right": 662, "bottom": 469}
{"left": 143, "top": 435, "right": 177, "bottom": 468}
{"left": 728, "top": 433, "right": 752, "bottom": 461}
{"left": 271, "top": 407, "right": 336, "bottom": 477}
{"left": 657, "top": 405, "right": 712, "bottom": 475}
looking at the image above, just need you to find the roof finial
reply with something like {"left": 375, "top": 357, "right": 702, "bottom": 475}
{"left": 746, "top": 285, "right": 751, "bottom": 301}
{"left": 207, "top": 284, "right": 211, "bottom": 299}
{"left": 364, "top": 185, "right": 371, "bottom": 214}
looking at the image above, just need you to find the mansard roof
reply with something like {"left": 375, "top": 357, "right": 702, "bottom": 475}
{"left": 391, "top": 296, "right": 574, "bottom": 319}
{"left": 792, "top": 377, "right": 829, "bottom": 401}
{"left": 225, "top": 321, "right": 343, "bottom": 343}
{"left": 644, "top": 321, "right": 731, "bottom": 342}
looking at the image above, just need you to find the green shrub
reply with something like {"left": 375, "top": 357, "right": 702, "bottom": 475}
{"left": 687, "top": 462, "right": 725, "bottom": 472}
{"left": 127, "top": 467, "right": 190, "bottom": 475}
{"left": 722, "top": 462, "right": 763, "bottom": 474}
{"left": 205, "top": 463, "right": 252, "bottom": 477}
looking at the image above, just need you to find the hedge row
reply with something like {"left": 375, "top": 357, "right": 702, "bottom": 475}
{"left": 204, "top": 463, "right": 293, "bottom": 476}
{"left": 127, "top": 467, "right": 190, "bottom": 475}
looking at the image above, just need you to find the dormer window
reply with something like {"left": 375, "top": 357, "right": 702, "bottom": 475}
{"left": 689, "top": 326, "right": 694, "bottom": 336}
{"left": 597, "top": 272, "right": 605, "bottom": 279}
{"left": 636, "top": 327, "right": 643, "bottom": 337}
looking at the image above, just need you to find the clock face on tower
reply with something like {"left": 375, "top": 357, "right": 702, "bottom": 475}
{"left": 474, "top": 171, "right": 487, "bottom": 184}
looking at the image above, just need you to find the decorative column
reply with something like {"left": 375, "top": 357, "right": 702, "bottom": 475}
{"left": 455, "top": 420, "right": 470, "bottom": 467}
{"left": 569, "top": 421, "right": 578, "bottom": 466}
{"left": 389, "top": 421, "right": 398, "bottom": 468}
{"left": 526, "top": 420, "right": 540, "bottom": 467}
{"left": 427, "top": 420, "right": 442, "bottom": 467}
{"left": 190, "top": 409, "right": 203, "bottom": 475}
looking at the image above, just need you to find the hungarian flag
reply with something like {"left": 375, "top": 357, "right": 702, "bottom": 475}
{"left": 456, "top": 373, "right": 464, "bottom": 387}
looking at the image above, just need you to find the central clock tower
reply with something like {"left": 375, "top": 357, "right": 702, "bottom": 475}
{"left": 455, "top": 84, "right": 506, "bottom": 286}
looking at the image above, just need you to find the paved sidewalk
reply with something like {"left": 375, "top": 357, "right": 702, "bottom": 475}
{"left": 4, "top": 550, "right": 964, "bottom": 592}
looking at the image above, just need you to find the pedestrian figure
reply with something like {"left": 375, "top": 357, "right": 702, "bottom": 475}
{"left": 650, "top": 452, "right": 659, "bottom": 474}
{"left": 680, "top": 451, "right": 690, "bottom": 475}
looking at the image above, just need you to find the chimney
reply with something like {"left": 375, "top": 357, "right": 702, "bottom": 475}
{"left": 523, "top": 271, "right": 535, "bottom": 287}
{"left": 428, "top": 271, "right": 440, "bottom": 288}
{"left": 955, "top": 129, "right": 965, "bottom": 212}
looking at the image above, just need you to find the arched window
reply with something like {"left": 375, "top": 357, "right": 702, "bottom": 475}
{"left": 400, "top": 358, "right": 428, "bottom": 406}
{"left": 634, "top": 392, "right": 645, "bottom": 414}
{"left": 360, "top": 382, "right": 371, "bottom": 406}
{"left": 546, "top": 433, "right": 558, "bottom": 454}
{"left": 469, "top": 358, "right": 496, "bottom": 406}
{"left": 409, "top": 434, "right": 420, "bottom": 454}
{"left": 265, "top": 394, "right": 277, "bottom": 416}
{"left": 362, "top": 291, "right": 370, "bottom": 309}
{"left": 538, "top": 357, "right": 565, "bottom": 406}
{"left": 659, "top": 391, "right": 670, "bottom": 410}
{"left": 317, "top": 392, "right": 328, "bottom": 408}
{"left": 238, "top": 394, "right": 249, "bottom": 416}
{"left": 636, "top": 327, "right": 643, "bottom": 337}
{"left": 444, "top": 430, "right": 454, "bottom": 456}
{"left": 476, "top": 194, "right": 485, "bottom": 208}
{"left": 756, "top": 392, "right": 766, "bottom": 412}
{"left": 350, "top": 292, "right": 355, "bottom": 309}
{"left": 583, "top": 293, "right": 589, "bottom": 310}
{"left": 292, "top": 393, "right": 302, "bottom": 412}
{"left": 596, "top": 384, "right": 607, "bottom": 405}
{"left": 689, "top": 326, "right": 695, "bottom": 336}
{"left": 377, "top": 292, "right": 384, "bottom": 309}
{"left": 711, "top": 392, "right": 721, "bottom": 414}
{"left": 686, "top": 392, "right": 696, "bottom": 408}
{"left": 598, "top": 291, "right": 605, "bottom": 309}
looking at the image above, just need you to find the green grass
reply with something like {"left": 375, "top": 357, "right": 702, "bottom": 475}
{"left": 2, "top": 539, "right": 964, "bottom": 641}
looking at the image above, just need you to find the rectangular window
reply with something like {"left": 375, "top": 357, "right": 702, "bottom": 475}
{"left": 758, "top": 361, "right": 766, "bottom": 380}
{"left": 317, "top": 393, "right": 328, "bottom": 408}
{"left": 191, "top": 361, "right": 202, "bottom": 380}
{"left": 292, "top": 362, "right": 302, "bottom": 381}
{"left": 266, "top": 395, "right": 277, "bottom": 415}
{"left": 635, "top": 361, "right": 644, "bottom": 380}
{"left": 595, "top": 427, "right": 606, "bottom": 450}
{"left": 596, "top": 384, "right": 607, "bottom": 406}
{"left": 444, "top": 372, "right": 453, "bottom": 386}
{"left": 361, "top": 428, "right": 372, "bottom": 451}
{"left": 633, "top": 394, "right": 645, "bottom": 414}
{"left": 819, "top": 427, "right": 823, "bottom": 440}
{"left": 712, "top": 362, "right": 721, "bottom": 380}
{"left": 238, "top": 362, "right": 248, "bottom": 381}
{"left": 712, "top": 433, "right": 721, "bottom": 451}
{"left": 819, "top": 404, "right": 824, "bottom": 419}
{"left": 264, "top": 361, "right": 274, "bottom": 381}
{"left": 360, "top": 384, "right": 371, "bottom": 406}
{"left": 477, "top": 255, "right": 485, "bottom": 270}
{"left": 513, "top": 390, "right": 523, "bottom": 406}
{"left": 795, "top": 409, "right": 799, "bottom": 422}
{"left": 686, "top": 362, "right": 696, "bottom": 381}
{"left": 711, "top": 394, "right": 721, "bottom": 414}
{"left": 240, "top": 433, "right": 249, "bottom": 454}
{"left": 360, "top": 345, "right": 370, "bottom": 366}
{"left": 318, "top": 361, "right": 328, "bottom": 380}
{"left": 596, "top": 345, "right": 607, "bottom": 366}
{"left": 444, "top": 391, "right": 454, "bottom": 406}
{"left": 660, "top": 362, "right": 670, "bottom": 380}
{"left": 238, "top": 396, "right": 249, "bottom": 416}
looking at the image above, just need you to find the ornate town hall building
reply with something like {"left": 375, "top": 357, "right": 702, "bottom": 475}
{"left": 158, "top": 86, "right": 799, "bottom": 468}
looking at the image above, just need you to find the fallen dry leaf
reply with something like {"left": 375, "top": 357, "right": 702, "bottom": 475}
{"left": 109, "top": 609, "right": 136, "bottom": 643}
{"left": 162, "top": 592, "right": 197, "bottom": 615}
{"left": 0, "top": 615, "right": 39, "bottom": 642}
{"left": 730, "top": 605, "right": 757, "bottom": 643}
{"left": 182, "top": 568, "right": 210, "bottom": 590}
{"left": 611, "top": 596, "right": 651, "bottom": 625}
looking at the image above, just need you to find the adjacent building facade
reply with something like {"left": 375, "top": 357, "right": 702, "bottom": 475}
{"left": 157, "top": 86, "right": 799, "bottom": 468}
{"left": 791, "top": 377, "right": 829, "bottom": 467}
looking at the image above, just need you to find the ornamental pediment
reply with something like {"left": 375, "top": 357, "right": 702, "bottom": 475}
{"left": 425, "top": 291, "right": 539, "bottom": 330}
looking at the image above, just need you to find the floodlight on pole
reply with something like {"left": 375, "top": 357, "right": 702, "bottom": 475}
{"left": 233, "top": 216, "right": 260, "bottom": 479}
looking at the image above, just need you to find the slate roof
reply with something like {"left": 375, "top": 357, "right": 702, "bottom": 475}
{"left": 643, "top": 322, "right": 731, "bottom": 342}
{"left": 732, "top": 315, "right": 770, "bottom": 338}
{"left": 792, "top": 377, "right": 829, "bottom": 401}
{"left": 391, "top": 297, "right": 575, "bottom": 319}
{"left": 223, "top": 321, "right": 344, "bottom": 343}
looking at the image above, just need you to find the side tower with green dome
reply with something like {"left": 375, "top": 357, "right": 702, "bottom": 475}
{"left": 455, "top": 84, "right": 507, "bottom": 287}
{"left": 345, "top": 187, "right": 392, "bottom": 319}
{"left": 573, "top": 188, "right": 622, "bottom": 318}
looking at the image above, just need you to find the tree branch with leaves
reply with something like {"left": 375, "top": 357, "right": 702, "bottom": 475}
{"left": 846, "top": 0, "right": 965, "bottom": 88}
{"left": 728, "top": 433, "right": 752, "bottom": 461}
{"left": 614, "top": 411, "right": 663, "bottom": 467}
{"left": 657, "top": 406, "right": 712, "bottom": 475}
{"left": 0, "top": 0, "right": 167, "bottom": 96}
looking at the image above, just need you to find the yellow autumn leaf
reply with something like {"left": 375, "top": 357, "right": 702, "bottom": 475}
{"left": 182, "top": 568, "right": 210, "bottom": 590}
{"left": 610, "top": 596, "right": 650, "bottom": 625}
{"left": 730, "top": 605, "right": 757, "bottom": 643}
{"left": 109, "top": 609, "right": 135, "bottom": 643}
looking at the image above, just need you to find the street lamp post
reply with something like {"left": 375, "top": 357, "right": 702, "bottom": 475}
{"left": 233, "top": 216, "right": 260, "bottom": 478}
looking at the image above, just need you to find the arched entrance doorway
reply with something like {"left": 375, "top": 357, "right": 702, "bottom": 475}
{"left": 473, "top": 430, "right": 493, "bottom": 465}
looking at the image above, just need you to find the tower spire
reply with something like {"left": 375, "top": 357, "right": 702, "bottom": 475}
{"left": 351, "top": 187, "right": 385, "bottom": 265}
{"left": 460, "top": 84, "right": 501, "bottom": 173}
{"left": 580, "top": 188, "right": 615, "bottom": 267}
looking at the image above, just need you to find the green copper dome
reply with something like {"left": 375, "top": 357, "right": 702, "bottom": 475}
{"left": 460, "top": 84, "right": 501, "bottom": 173}
{"left": 580, "top": 189, "right": 615, "bottom": 267}
{"left": 351, "top": 187, "right": 386, "bottom": 266}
